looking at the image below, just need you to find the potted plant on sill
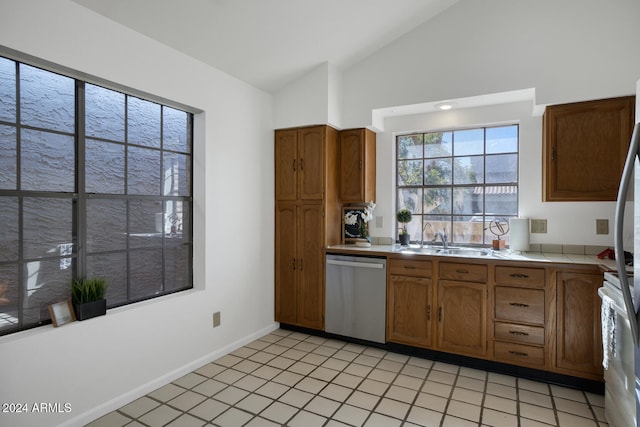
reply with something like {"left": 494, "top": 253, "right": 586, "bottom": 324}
{"left": 71, "top": 277, "right": 107, "bottom": 321}
{"left": 397, "top": 208, "right": 412, "bottom": 246}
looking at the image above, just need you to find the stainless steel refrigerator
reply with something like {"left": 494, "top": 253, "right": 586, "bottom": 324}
{"left": 613, "top": 80, "right": 640, "bottom": 427}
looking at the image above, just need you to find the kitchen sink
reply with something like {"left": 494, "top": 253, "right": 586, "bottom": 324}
{"left": 393, "top": 245, "right": 505, "bottom": 258}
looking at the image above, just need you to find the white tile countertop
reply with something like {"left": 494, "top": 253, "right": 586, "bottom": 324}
{"left": 325, "top": 244, "right": 625, "bottom": 272}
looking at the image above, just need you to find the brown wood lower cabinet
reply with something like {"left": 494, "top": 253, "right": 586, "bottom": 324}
{"left": 555, "top": 271, "right": 603, "bottom": 380}
{"left": 437, "top": 280, "right": 487, "bottom": 358}
{"left": 384, "top": 256, "right": 604, "bottom": 382}
{"left": 387, "top": 275, "right": 433, "bottom": 347}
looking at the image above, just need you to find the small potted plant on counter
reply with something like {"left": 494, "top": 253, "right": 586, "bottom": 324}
{"left": 397, "top": 208, "right": 412, "bottom": 246}
{"left": 71, "top": 277, "right": 107, "bottom": 321}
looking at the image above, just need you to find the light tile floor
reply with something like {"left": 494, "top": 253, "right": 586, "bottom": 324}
{"left": 87, "top": 329, "right": 608, "bottom": 427}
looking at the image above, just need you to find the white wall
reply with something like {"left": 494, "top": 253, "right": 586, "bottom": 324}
{"left": 373, "top": 101, "right": 635, "bottom": 247}
{"left": 341, "top": 0, "right": 640, "bottom": 128}
{"left": 0, "top": 1, "right": 276, "bottom": 426}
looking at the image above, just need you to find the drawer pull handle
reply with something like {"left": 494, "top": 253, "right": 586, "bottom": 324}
{"left": 404, "top": 265, "right": 416, "bottom": 269}
{"left": 509, "top": 273, "right": 530, "bottom": 279}
{"left": 509, "top": 330, "right": 529, "bottom": 336}
{"left": 509, "top": 302, "right": 529, "bottom": 308}
{"left": 509, "top": 350, "right": 529, "bottom": 357}
{"left": 456, "top": 269, "right": 469, "bottom": 274}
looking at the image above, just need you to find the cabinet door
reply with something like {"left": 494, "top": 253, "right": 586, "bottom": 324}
{"left": 543, "top": 96, "right": 634, "bottom": 201}
{"left": 556, "top": 272, "right": 603, "bottom": 378}
{"left": 438, "top": 281, "right": 487, "bottom": 357}
{"left": 298, "top": 126, "right": 325, "bottom": 200}
{"left": 275, "top": 129, "right": 298, "bottom": 201}
{"left": 339, "top": 128, "right": 376, "bottom": 203}
{"left": 274, "top": 203, "right": 297, "bottom": 324}
{"left": 387, "top": 275, "right": 433, "bottom": 347}
{"left": 297, "top": 203, "right": 324, "bottom": 329}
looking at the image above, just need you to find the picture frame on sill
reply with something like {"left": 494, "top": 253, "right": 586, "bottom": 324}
{"left": 342, "top": 206, "right": 369, "bottom": 244}
{"left": 48, "top": 300, "right": 76, "bottom": 327}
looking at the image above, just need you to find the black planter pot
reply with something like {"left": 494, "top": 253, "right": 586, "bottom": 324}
{"left": 399, "top": 233, "right": 411, "bottom": 246}
{"left": 73, "top": 299, "right": 106, "bottom": 321}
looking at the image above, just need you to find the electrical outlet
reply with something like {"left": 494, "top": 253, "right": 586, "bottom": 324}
{"left": 375, "top": 216, "right": 383, "bottom": 228}
{"left": 530, "top": 219, "right": 547, "bottom": 234}
{"left": 212, "top": 311, "right": 221, "bottom": 327}
{"left": 596, "top": 219, "right": 609, "bottom": 235}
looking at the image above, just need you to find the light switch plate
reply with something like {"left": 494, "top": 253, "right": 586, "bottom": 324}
{"left": 375, "top": 216, "right": 383, "bottom": 228}
{"left": 213, "top": 311, "right": 221, "bottom": 327}
{"left": 530, "top": 219, "right": 547, "bottom": 234}
{"left": 596, "top": 219, "right": 609, "bottom": 235}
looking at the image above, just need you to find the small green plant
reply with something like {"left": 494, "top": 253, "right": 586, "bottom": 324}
{"left": 72, "top": 277, "right": 107, "bottom": 304}
{"left": 396, "top": 209, "right": 412, "bottom": 235}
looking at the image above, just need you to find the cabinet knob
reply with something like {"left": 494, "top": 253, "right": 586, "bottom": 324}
{"left": 292, "top": 258, "right": 296, "bottom": 270}
{"left": 404, "top": 265, "right": 416, "bottom": 270}
{"left": 292, "top": 159, "right": 296, "bottom": 171}
{"left": 509, "top": 330, "right": 529, "bottom": 336}
{"left": 509, "top": 273, "right": 529, "bottom": 279}
{"left": 456, "top": 269, "right": 469, "bottom": 274}
{"left": 300, "top": 158, "right": 304, "bottom": 171}
{"left": 508, "top": 350, "right": 529, "bottom": 357}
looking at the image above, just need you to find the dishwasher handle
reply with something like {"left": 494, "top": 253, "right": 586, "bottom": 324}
{"left": 326, "top": 259, "right": 385, "bottom": 269}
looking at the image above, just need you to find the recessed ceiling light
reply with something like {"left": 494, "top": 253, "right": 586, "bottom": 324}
{"left": 435, "top": 102, "right": 454, "bottom": 110}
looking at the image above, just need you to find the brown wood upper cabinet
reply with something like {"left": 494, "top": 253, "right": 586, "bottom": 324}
{"left": 543, "top": 96, "right": 635, "bottom": 201}
{"left": 339, "top": 128, "right": 376, "bottom": 203}
{"left": 275, "top": 126, "right": 329, "bottom": 201}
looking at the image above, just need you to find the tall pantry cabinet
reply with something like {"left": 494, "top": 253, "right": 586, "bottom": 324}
{"left": 274, "top": 125, "right": 340, "bottom": 329}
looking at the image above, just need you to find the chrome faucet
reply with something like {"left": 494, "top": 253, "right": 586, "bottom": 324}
{"left": 432, "top": 228, "right": 449, "bottom": 249}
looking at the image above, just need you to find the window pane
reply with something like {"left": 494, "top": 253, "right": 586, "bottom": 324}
{"left": 397, "top": 134, "right": 423, "bottom": 159}
{"left": 24, "top": 257, "right": 72, "bottom": 322}
{"left": 487, "top": 125, "right": 518, "bottom": 154}
{"left": 0, "top": 197, "right": 19, "bottom": 262}
{"left": 424, "top": 188, "right": 451, "bottom": 214}
{"left": 23, "top": 198, "right": 74, "bottom": 260}
{"left": 425, "top": 159, "right": 451, "bottom": 185}
{"left": 163, "top": 152, "right": 190, "bottom": 196}
{"left": 20, "top": 64, "right": 74, "bottom": 133}
{"left": 425, "top": 132, "right": 452, "bottom": 157}
{"left": 87, "top": 199, "right": 126, "bottom": 252}
{"left": 0, "top": 125, "right": 17, "bottom": 189}
{"left": 165, "top": 243, "right": 190, "bottom": 291}
{"left": 129, "top": 199, "right": 163, "bottom": 248}
{"left": 454, "top": 129, "right": 483, "bottom": 156}
{"left": 453, "top": 156, "right": 483, "bottom": 185}
{"left": 128, "top": 97, "right": 160, "bottom": 148}
{"left": 23, "top": 198, "right": 74, "bottom": 261}
{"left": 397, "top": 159, "right": 423, "bottom": 186}
{"left": 85, "top": 84, "right": 125, "bottom": 142}
{"left": 86, "top": 252, "right": 127, "bottom": 306}
{"left": 486, "top": 186, "right": 518, "bottom": 215}
{"left": 0, "top": 264, "right": 19, "bottom": 332}
{"left": 486, "top": 154, "right": 517, "bottom": 183}
{"left": 453, "top": 187, "right": 482, "bottom": 215}
{"left": 163, "top": 106, "right": 189, "bottom": 153}
{"left": 397, "top": 188, "right": 422, "bottom": 214}
{"left": 0, "top": 57, "right": 16, "bottom": 123}
{"left": 129, "top": 248, "right": 163, "bottom": 299}
{"left": 453, "top": 215, "right": 482, "bottom": 245}
{"left": 86, "top": 139, "right": 125, "bottom": 194}
{"left": 164, "top": 200, "right": 189, "bottom": 236}
{"left": 21, "top": 129, "right": 75, "bottom": 192}
{"left": 423, "top": 216, "right": 450, "bottom": 242}
{"left": 128, "top": 146, "right": 160, "bottom": 195}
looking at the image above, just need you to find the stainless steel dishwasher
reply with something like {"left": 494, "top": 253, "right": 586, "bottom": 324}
{"left": 325, "top": 253, "right": 387, "bottom": 343}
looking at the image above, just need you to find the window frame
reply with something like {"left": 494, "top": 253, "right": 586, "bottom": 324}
{"left": 395, "top": 124, "right": 519, "bottom": 247}
{"left": 0, "top": 55, "right": 194, "bottom": 336}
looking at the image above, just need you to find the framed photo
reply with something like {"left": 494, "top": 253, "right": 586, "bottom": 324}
{"left": 48, "top": 300, "right": 76, "bottom": 327}
{"left": 342, "top": 207, "right": 368, "bottom": 244}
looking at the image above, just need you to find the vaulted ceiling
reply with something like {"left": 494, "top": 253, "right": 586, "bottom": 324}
{"left": 72, "top": 0, "right": 459, "bottom": 93}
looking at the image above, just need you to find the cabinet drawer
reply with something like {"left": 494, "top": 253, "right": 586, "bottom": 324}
{"left": 494, "top": 341, "right": 545, "bottom": 368}
{"left": 389, "top": 258, "right": 432, "bottom": 278}
{"left": 495, "top": 287, "right": 545, "bottom": 325}
{"left": 439, "top": 262, "right": 487, "bottom": 283}
{"left": 494, "top": 322, "right": 544, "bottom": 345}
{"left": 495, "top": 266, "right": 545, "bottom": 288}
